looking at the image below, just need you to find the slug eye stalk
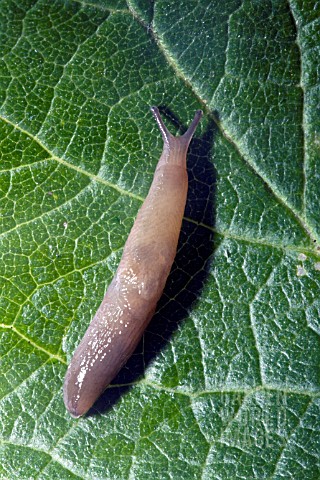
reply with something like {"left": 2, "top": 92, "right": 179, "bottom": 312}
{"left": 151, "top": 106, "right": 203, "bottom": 146}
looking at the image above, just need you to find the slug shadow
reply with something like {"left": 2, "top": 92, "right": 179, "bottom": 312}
{"left": 90, "top": 109, "right": 218, "bottom": 416}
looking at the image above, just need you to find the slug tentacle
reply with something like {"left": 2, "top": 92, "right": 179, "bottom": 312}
{"left": 152, "top": 108, "right": 203, "bottom": 169}
{"left": 182, "top": 109, "right": 203, "bottom": 144}
{"left": 150, "top": 106, "right": 173, "bottom": 145}
{"left": 63, "top": 106, "right": 202, "bottom": 417}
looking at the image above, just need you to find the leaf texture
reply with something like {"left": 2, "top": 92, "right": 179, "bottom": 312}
{"left": 0, "top": 0, "right": 319, "bottom": 479}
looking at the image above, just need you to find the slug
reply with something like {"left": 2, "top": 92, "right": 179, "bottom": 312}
{"left": 63, "top": 107, "right": 202, "bottom": 417}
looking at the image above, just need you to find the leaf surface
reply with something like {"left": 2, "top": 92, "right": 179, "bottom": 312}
{"left": 0, "top": 0, "right": 319, "bottom": 479}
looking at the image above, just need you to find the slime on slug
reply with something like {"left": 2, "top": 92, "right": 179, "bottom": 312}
{"left": 63, "top": 107, "right": 203, "bottom": 417}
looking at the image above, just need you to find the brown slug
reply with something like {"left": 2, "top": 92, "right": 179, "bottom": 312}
{"left": 63, "top": 106, "right": 203, "bottom": 417}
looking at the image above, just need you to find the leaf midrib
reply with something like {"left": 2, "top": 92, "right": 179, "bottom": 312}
{"left": 146, "top": 6, "right": 318, "bottom": 247}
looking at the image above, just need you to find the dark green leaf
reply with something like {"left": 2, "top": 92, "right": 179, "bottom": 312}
{"left": 0, "top": 0, "right": 319, "bottom": 478}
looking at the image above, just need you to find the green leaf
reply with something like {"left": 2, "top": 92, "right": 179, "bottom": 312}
{"left": 0, "top": 0, "right": 319, "bottom": 478}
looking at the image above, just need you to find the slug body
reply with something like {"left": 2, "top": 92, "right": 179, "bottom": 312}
{"left": 63, "top": 107, "right": 202, "bottom": 417}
